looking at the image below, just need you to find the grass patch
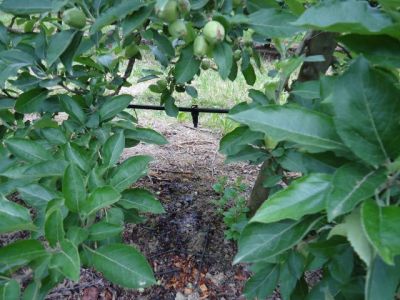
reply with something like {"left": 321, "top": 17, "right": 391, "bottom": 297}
{"left": 124, "top": 51, "right": 273, "bottom": 133}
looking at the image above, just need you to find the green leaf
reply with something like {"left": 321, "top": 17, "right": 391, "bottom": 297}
{"left": 102, "top": 131, "right": 125, "bottom": 167}
{"left": 99, "top": 94, "right": 133, "bottom": 121}
{"left": 293, "top": 1, "right": 394, "bottom": 35}
{"left": 51, "top": 240, "right": 80, "bottom": 281}
{"left": 90, "top": 0, "right": 145, "bottom": 34}
{"left": 62, "top": 164, "right": 86, "bottom": 213}
{"left": 0, "top": 98, "right": 14, "bottom": 111}
{"left": 365, "top": 256, "right": 400, "bottom": 300}
{"left": 279, "top": 150, "right": 338, "bottom": 174}
{"left": 0, "top": 240, "right": 46, "bottom": 271}
{"left": 328, "top": 246, "right": 354, "bottom": 284}
{"left": 224, "top": 146, "right": 267, "bottom": 163}
{"left": 0, "top": 178, "right": 36, "bottom": 197}
{"left": 47, "top": 30, "right": 77, "bottom": 66}
{"left": 290, "top": 80, "right": 320, "bottom": 100}
{"left": 41, "top": 127, "right": 67, "bottom": 145}
{"left": 124, "top": 128, "right": 168, "bottom": 145}
{"left": 341, "top": 277, "right": 365, "bottom": 300}
{"left": 306, "top": 275, "right": 341, "bottom": 300}
{"left": 219, "top": 126, "right": 264, "bottom": 156}
{"left": 0, "top": 53, "right": 33, "bottom": 88}
{"left": 248, "top": 8, "right": 300, "bottom": 38}
{"left": 45, "top": 210, "right": 64, "bottom": 247}
{"left": 24, "top": 160, "right": 69, "bottom": 178}
{"left": 122, "top": 5, "right": 154, "bottom": 35}
{"left": 332, "top": 58, "right": 400, "bottom": 166}
{"left": 164, "top": 95, "right": 179, "bottom": 117}
{"left": 279, "top": 251, "right": 305, "bottom": 300}
{"left": 378, "top": 0, "right": 400, "bottom": 11}
{"left": 5, "top": 138, "right": 52, "bottom": 163}
{"left": 65, "top": 143, "right": 90, "bottom": 172}
{"left": 89, "top": 221, "right": 123, "bottom": 241}
{"left": 362, "top": 200, "right": 400, "bottom": 265}
{"left": 242, "top": 62, "right": 256, "bottom": 86}
{"left": 174, "top": 45, "right": 201, "bottom": 84}
{"left": 151, "top": 30, "right": 174, "bottom": 58}
{"left": 104, "top": 208, "right": 125, "bottom": 226}
{"left": 119, "top": 188, "right": 165, "bottom": 214}
{"left": 213, "top": 43, "right": 233, "bottom": 80}
{"left": 17, "top": 184, "right": 57, "bottom": 207}
{"left": 0, "top": 280, "right": 20, "bottom": 300}
{"left": 326, "top": 163, "right": 386, "bottom": 220}
{"left": 15, "top": 88, "right": 48, "bottom": 113}
{"left": 230, "top": 105, "right": 347, "bottom": 154}
{"left": 246, "top": 0, "right": 279, "bottom": 12}
{"left": 0, "top": 0, "right": 67, "bottom": 15}
{"left": 0, "top": 195, "right": 34, "bottom": 234}
{"left": 338, "top": 34, "right": 400, "bottom": 68}
{"left": 234, "top": 216, "right": 321, "bottom": 263}
{"left": 0, "top": 49, "right": 34, "bottom": 65}
{"left": 190, "top": 0, "right": 209, "bottom": 9}
{"left": 244, "top": 263, "right": 280, "bottom": 299}
{"left": 59, "top": 94, "right": 86, "bottom": 124}
{"left": 330, "top": 210, "right": 372, "bottom": 266}
{"left": 21, "top": 282, "right": 41, "bottom": 300}
{"left": 66, "top": 226, "right": 88, "bottom": 246}
{"left": 185, "top": 86, "right": 198, "bottom": 98}
{"left": 88, "top": 167, "right": 106, "bottom": 191}
{"left": 110, "top": 155, "right": 152, "bottom": 191}
{"left": 82, "top": 186, "right": 121, "bottom": 216}
{"left": 85, "top": 244, "right": 156, "bottom": 288}
{"left": 251, "top": 174, "right": 331, "bottom": 224}
{"left": 60, "top": 31, "right": 84, "bottom": 74}
{"left": 0, "top": 164, "right": 31, "bottom": 180}
{"left": 249, "top": 89, "right": 270, "bottom": 105}
{"left": 285, "top": 0, "right": 305, "bottom": 15}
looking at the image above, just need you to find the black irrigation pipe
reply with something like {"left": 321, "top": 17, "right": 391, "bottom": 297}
{"left": 127, "top": 104, "right": 230, "bottom": 128}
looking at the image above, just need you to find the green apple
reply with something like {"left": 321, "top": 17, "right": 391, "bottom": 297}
{"left": 193, "top": 35, "right": 209, "bottom": 57}
{"left": 168, "top": 19, "right": 188, "bottom": 38}
{"left": 63, "top": 7, "right": 86, "bottom": 29}
{"left": 157, "top": 0, "right": 179, "bottom": 23}
{"left": 203, "top": 21, "right": 225, "bottom": 44}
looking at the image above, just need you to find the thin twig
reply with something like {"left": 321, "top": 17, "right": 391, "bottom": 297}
{"left": 194, "top": 226, "right": 210, "bottom": 289}
{"left": 155, "top": 268, "right": 180, "bottom": 276}
{"left": 337, "top": 44, "right": 353, "bottom": 59}
{"left": 8, "top": 16, "right": 16, "bottom": 29}
{"left": 59, "top": 82, "right": 87, "bottom": 95}
{"left": 47, "top": 279, "right": 103, "bottom": 296}
{"left": 110, "top": 58, "right": 136, "bottom": 96}
{"left": 277, "top": 31, "right": 312, "bottom": 96}
{"left": 6, "top": 27, "right": 23, "bottom": 34}
{"left": 149, "top": 249, "right": 179, "bottom": 259}
{"left": 1, "top": 89, "right": 17, "bottom": 99}
{"left": 153, "top": 169, "right": 194, "bottom": 175}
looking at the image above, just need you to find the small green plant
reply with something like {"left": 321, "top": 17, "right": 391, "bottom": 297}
{"left": 212, "top": 176, "right": 249, "bottom": 241}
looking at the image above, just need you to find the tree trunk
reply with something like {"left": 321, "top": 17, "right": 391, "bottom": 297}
{"left": 248, "top": 159, "right": 270, "bottom": 216}
{"left": 247, "top": 31, "right": 337, "bottom": 216}
{"left": 297, "top": 31, "right": 337, "bottom": 82}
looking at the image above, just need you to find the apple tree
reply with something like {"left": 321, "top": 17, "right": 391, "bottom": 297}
{"left": 219, "top": 1, "right": 400, "bottom": 299}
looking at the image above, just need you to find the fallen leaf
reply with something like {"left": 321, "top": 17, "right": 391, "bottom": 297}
{"left": 82, "top": 287, "right": 99, "bottom": 300}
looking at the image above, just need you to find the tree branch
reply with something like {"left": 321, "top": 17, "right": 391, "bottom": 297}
{"left": 59, "top": 82, "right": 87, "bottom": 95}
{"left": 1, "top": 89, "right": 17, "bottom": 99}
{"left": 110, "top": 58, "right": 136, "bottom": 96}
{"left": 8, "top": 16, "right": 16, "bottom": 29}
{"left": 248, "top": 31, "right": 338, "bottom": 215}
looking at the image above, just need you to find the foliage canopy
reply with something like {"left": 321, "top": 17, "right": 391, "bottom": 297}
{"left": 0, "top": 0, "right": 399, "bottom": 298}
